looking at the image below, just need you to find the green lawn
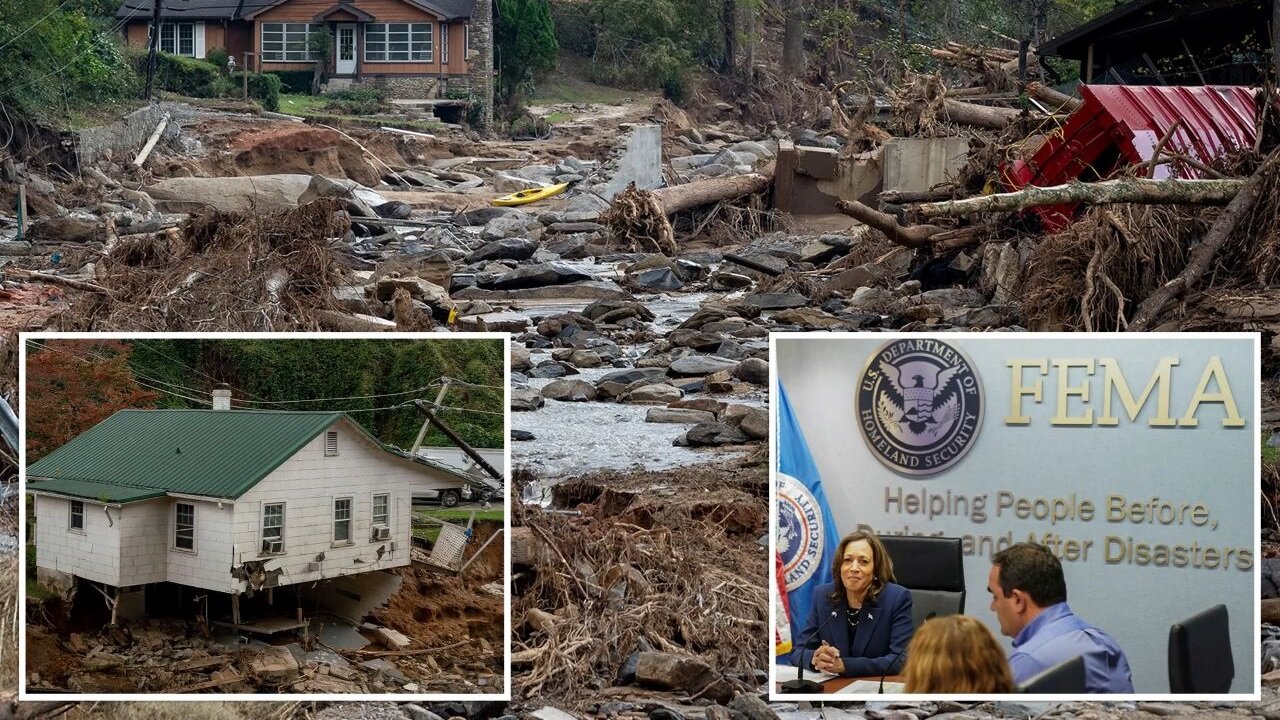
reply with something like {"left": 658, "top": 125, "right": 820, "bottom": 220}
{"left": 529, "top": 71, "right": 638, "bottom": 106}
{"left": 543, "top": 111, "right": 573, "bottom": 124}
{"left": 279, "top": 93, "right": 326, "bottom": 115}
{"left": 412, "top": 507, "right": 504, "bottom": 544}
{"left": 1265, "top": 434, "right": 1280, "bottom": 463}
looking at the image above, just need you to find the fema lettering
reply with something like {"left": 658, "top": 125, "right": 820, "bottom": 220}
{"left": 855, "top": 338, "right": 984, "bottom": 476}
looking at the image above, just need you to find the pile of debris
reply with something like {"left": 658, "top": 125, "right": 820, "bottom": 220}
{"left": 511, "top": 461, "right": 769, "bottom": 715}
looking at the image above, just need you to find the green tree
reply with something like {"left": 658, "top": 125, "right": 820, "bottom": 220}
{"left": 494, "top": 0, "right": 558, "bottom": 111}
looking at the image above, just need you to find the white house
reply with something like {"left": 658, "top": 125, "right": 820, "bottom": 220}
{"left": 27, "top": 402, "right": 472, "bottom": 617}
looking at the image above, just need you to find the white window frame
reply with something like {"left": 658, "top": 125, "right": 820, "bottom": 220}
{"left": 440, "top": 22, "right": 448, "bottom": 64}
{"left": 68, "top": 500, "right": 84, "bottom": 533}
{"left": 333, "top": 496, "right": 353, "bottom": 545}
{"left": 372, "top": 493, "right": 389, "bottom": 529}
{"left": 261, "top": 22, "right": 322, "bottom": 62}
{"left": 261, "top": 501, "right": 285, "bottom": 554}
{"left": 324, "top": 430, "right": 338, "bottom": 457}
{"left": 153, "top": 21, "right": 205, "bottom": 58}
{"left": 364, "top": 22, "right": 432, "bottom": 62}
{"left": 174, "top": 502, "right": 196, "bottom": 553}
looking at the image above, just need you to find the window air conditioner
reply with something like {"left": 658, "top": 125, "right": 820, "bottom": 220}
{"left": 372, "top": 526, "right": 391, "bottom": 541}
{"left": 262, "top": 538, "right": 283, "bottom": 554}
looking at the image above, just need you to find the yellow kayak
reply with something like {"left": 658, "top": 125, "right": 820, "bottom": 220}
{"left": 492, "top": 182, "right": 569, "bottom": 206}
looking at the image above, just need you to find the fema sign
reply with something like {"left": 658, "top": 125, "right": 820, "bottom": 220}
{"left": 773, "top": 333, "right": 1259, "bottom": 695}
{"left": 856, "top": 338, "right": 983, "bottom": 475}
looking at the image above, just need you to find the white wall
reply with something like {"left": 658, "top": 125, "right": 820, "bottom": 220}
{"left": 776, "top": 335, "right": 1256, "bottom": 694}
{"left": 162, "top": 497, "right": 235, "bottom": 592}
{"left": 118, "top": 499, "right": 168, "bottom": 587}
{"left": 231, "top": 418, "right": 464, "bottom": 591}
{"left": 34, "top": 495, "right": 122, "bottom": 587}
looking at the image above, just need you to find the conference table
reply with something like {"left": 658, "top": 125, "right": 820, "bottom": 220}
{"left": 774, "top": 665, "right": 905, "bottom": 695}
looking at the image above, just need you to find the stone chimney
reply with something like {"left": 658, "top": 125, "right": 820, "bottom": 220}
{"left": 212, "top": 383, "right": 232, "bottom": 411}
{"left": 466, "top": 0, "right": 494, "bottom": 129}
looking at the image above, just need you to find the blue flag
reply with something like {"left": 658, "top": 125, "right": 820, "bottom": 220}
{"left": 776, "top": 382, "right": 841, "bottom": 662}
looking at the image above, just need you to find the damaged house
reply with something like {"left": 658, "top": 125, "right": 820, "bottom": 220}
{"left": 27, "top": 390, "right": 474, "bottom": 626}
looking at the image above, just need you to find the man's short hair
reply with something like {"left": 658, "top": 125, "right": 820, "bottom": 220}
{"left": 991, "top": 543, "right": 1067, "bottom": 607}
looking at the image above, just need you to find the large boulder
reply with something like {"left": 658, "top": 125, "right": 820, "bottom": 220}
{"left": 646, "top": 408, "right": 716, "bottom": 424}
{"left": 511, "top": 388, "right": 544, "bottom": 412}
{"left": 146, "top": 174, "right": 313, "bottom": 213}
{"left": 668, "top": 355, "right": 740, "bottom": 377}
{"left": 733, "top": 358, "right": 770, "bottom": 386}
{"left": 540, "top": 379, "right": 597, "bottom": 402}
{"left": 622, "top": 383, "right": 683, "bottom": 404}
{"left": 488, "top": 263, "right": 593, "bottom": 290}
{"left": 466, "top": 238, "right": 538, "bottom": 263}
{"left": 683, "top": 422, "right": 749, "bottom": 447}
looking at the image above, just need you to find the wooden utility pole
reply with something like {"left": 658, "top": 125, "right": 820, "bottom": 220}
{"left": 144, "top": 0, "right": 163, "bottom": 100}
{"left": 410, "top": 379, "right": 451, "bottom": 453}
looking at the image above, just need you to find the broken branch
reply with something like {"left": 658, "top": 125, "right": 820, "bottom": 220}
{"left": 835, "top": 199, "right": 946, "bottom": 249}
{"left": 1129, "top": 146, "right": 1280, "bottom": 330}
{"left": 914, "top": 178, "right": 1244, "bottom": 218}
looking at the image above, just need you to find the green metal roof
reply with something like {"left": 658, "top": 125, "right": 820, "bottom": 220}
{"left": 26, "top": 410, "right": 387, "bottom": 503}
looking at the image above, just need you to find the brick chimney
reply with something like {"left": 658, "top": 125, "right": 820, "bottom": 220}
{"left": 212, "top": 383, "right": 232, "bottom": 411}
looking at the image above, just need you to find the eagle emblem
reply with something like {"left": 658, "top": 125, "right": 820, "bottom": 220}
{"left": 855, "top": 339, "right": 984, "bottom": 475}
{"left": 875, "top": 359, "right": 963, "bottom": 443}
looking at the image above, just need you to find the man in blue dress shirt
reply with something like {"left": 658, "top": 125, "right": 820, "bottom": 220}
{"left": 988, "top": 543, "right": 1135, "bottom": 693}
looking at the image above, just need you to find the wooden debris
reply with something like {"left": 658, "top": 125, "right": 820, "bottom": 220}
{"left": 914, "top": 178, "right": 1244, "bottom": 218}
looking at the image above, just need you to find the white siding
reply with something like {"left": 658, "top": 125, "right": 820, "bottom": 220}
{"left": 117, "top": 499, "right": 169, "bottom": 587}
{"left": 230, "top": 419, "right": 465, "bottom": 591}
{"left": 34, "top": 495, "right": 123, "bottom": 587}
{"left": 164, "top": 498, "right": 235, "bottom": 593}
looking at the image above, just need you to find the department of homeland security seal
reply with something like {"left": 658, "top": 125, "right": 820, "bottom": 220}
{"left": 856, "top": 338, "right": 983, "bottom": 476}
{"left": 777, "top": 473, "right": 824, "bottom": 592}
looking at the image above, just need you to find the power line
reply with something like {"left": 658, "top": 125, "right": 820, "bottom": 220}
{"left": 129, "top": 340, "right": 271, "bottom": 402}
{"left": 0, "top": 3, "right": 143, "bottom": 102}
{"left": 239, "top": 385, "right": 437, "bottom": 405}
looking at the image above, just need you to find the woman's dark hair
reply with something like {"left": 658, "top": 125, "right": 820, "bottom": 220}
{"left": 826, "top": 530, "right": 897, "bottom": 606}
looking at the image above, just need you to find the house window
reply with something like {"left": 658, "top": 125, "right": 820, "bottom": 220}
{"left": 262, "top": 502, "right": 285, "bottom": 553}
{"left": 69, "top": 500, "right": 84, "bottom": 532}
{"left": 174, "top": 502, "right": 195, "bottom": 551}
{"left": 440, "top": 22, "right": 448, "bottom": 63}
{"left": 325, "top": 430, "right": 338, "bottom": 456}
{"left": 156, "top": 22, "right": 197, "bottom": 56}
{"left": 261, "top": 22, "right": 322, "bottom": 62}
{"left": 372, "top": 493, "right": 389, "bottom": 527}
{"left": 333, "top": 497, "right": 352, "bottom": 543}
{"left": 364, "top": 23, "right": 431, "bottom": 62}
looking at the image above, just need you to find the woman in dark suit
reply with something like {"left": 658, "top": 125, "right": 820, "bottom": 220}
{"left": 794, "top": 530, "right": 914, "bottom": 677}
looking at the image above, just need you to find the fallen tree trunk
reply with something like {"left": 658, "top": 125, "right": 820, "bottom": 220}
{"left": 605, "top": 172, "right": 772, "bottom": 256}
{"left": 915, "top": 178, "right": 1244, "bottom": 218}
{"left": 650, "top": 173, "right": 771, "bottom": 215}
{"left": 942, "top": 99, "right": 1023, "bottom": 129}
{"left": 1025, "top": 81, "right": 1083, "bottom": 112}
{"left": 879, "top": 185, "right": 957, "bottom": 204}
{"left": 835, "top": 199, "right": 946, "bottom": 249}
{"left": 1129, "top": 146, "right": 1280, "bottom": 331}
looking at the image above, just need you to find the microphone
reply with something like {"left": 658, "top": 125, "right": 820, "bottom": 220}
{"left": 878, "top": 645, "right": 907, "bottom": 694}
{"left": 877, "top": 609, "right": 920, "bottom": 695}
{"left": 780, "top": 609, "right": 839, "bottom": 694}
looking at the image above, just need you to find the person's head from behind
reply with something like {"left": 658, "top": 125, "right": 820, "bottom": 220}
{"left": 828, "top": 530, "right": 895, "bottom": 604}
{"left": 988, "top": 542, "right": 1067, "bottom": 638}
{"left": 903, "top": 615, "right": 1014, "bottom": 693}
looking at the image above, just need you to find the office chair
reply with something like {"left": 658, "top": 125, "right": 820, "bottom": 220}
{"left": 880, "top": 535, "right": 965, "bottom": 630}
{"left": 1169, "top": 603, "right": 1233, "bottom": 693}
{"left": 1018, "top": 655, "right": 1086, "bottom": 693}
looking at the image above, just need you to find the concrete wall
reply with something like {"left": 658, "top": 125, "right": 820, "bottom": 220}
{"left": 230, "top": 418, "right": 464, "bottom": 591}
{"left": 34, "top": 495, "right": 122, "bottom": 587}
{"left": 75, "top": 102, "right": 176, "bottom": 168}
{"left": 882, "top": 137, "right": 971, "bottom": 194}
